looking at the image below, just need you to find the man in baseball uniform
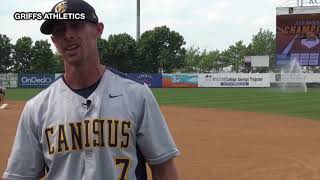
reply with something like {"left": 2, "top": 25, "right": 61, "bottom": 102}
{"left": 2, "top": 0, "right": 180, "bottom": 179}
{"left": 0, "top": 85, "right": 6, "bottom": 105}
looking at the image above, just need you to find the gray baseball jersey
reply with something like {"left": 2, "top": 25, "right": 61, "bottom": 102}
{"left": 3, "top": 69, "right": 180, "bottom": 180}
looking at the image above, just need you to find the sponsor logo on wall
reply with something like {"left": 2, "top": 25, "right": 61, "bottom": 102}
{"left": 127, "top": 73, "right": 162, "bottom": 88}
{"left": 162, "top": 74, "right": 198, "bottom": 88}
{"left": 0, "top": 73, "right": 18, "bottom": 88}
{"left": 198, "top": 73, "right": 270, "bottom": 87}
{"left": 19, "top": 74, "right": 55, "bottom": 88}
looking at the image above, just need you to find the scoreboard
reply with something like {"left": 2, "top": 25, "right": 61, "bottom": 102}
{"left": 276, "top": 6, "right": 320, "bottom": 66}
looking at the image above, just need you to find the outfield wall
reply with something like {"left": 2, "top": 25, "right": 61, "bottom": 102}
{"left": 1, "top": 73, "right": 320, "bottom": 88}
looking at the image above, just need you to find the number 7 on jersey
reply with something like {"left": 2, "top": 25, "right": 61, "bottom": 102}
{"left": 114, "top": 158, "right": 130, "bottom": 180}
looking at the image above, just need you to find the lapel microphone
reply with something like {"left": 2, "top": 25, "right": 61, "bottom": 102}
{"left": 82, "top": 99, "right": 92, "bottom": 108}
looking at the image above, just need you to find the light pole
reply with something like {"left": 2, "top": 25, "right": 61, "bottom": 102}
{"left": 137, "top": 0, "right": 140, "bottom": 41}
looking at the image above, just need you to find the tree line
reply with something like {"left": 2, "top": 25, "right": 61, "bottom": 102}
{"left": 0, "top": 26, "right": 277, "bottom": 74}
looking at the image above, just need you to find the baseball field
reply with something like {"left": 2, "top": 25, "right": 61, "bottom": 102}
{"left": 1, "top": 88, "right": 320, "bottom": 179}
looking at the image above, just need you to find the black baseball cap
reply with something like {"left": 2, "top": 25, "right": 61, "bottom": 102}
{"left": 40, "top": 0, "right": 99, "bottom": 35}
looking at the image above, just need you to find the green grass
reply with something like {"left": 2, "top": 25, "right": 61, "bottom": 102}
{"left": 6, "top": 88, "right": 43, "bottom": 101}
{"left": 152, "top": 88, "right": 320, "bottom": 120}
{"left": 5, "top": 88, "right": 320, "bottom": 120}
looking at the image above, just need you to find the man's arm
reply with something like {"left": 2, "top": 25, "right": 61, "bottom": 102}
{"left": 150, "top": 158, "right": 179, "bottom": 180}
{"left": 2, "top": 102, "right": 45, "bottom": 180}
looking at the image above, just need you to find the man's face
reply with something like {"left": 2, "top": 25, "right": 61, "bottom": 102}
{"left": 51, "top": 20, "right": 103, "bottom": 65}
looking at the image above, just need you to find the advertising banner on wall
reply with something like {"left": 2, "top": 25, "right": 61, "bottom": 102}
{"left": 198, "top": 73, "right": 270, "bottom": 87}
{"left": 127, "top": 73, "right": 162, "bottom": 88}
{"left": 0, "top": 73, "right": 18, "bottom": 88}
{"left": 162, "top": 74, "right": 198, "bottom": 88}
{"left": 305, "top": 73, "right": 320, "bottom": 82}
{"left": 276, "top": 12, "right": 320, "bottom": 66}
{"left": 272, "top": 73, "right": 320, "bottom": 83}
{"left": 18, "top": 74, "right": 55, "bottom": 88}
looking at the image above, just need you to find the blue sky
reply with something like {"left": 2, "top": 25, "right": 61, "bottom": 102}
{"left": 0, "top": 0, "right": 299, "bottom": 52}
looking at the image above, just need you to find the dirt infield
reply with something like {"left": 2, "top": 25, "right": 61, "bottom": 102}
{"left": 1, "top": 101, "right": 320, "bottom": 180}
